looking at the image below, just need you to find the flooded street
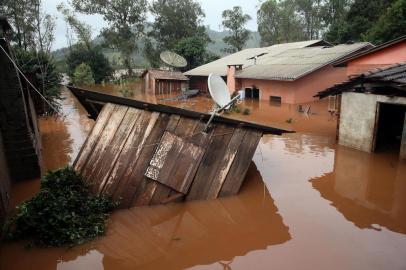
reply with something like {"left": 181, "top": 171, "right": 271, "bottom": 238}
{"left": 1, "top": 87, "right": 406, "bottom": 270}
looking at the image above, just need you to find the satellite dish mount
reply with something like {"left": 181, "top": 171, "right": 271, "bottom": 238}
{"left": 204, "top": 73, "right": 241, "bottom": 132}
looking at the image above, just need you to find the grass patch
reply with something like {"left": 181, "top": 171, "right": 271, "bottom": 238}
{"left": 3, "top": 167, "right": 117, "bottom": 247}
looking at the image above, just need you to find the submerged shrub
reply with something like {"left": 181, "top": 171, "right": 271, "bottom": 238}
{"left": 243, "top": 108, "right": 251, "bottom": 115}
{"left": 72, "top": 63, "right": 95, "bottom": 86}
{"left": 4, "top": 167, "right": 117, "bottom": 247}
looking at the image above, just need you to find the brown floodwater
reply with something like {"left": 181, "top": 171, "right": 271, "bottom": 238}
{"left": 1, "top": 86, "right": 406, "bottom": 270}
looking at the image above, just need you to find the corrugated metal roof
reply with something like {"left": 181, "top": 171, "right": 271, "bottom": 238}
{"left": 315, "top": 62, "right": 406, "bottom": 98}
{"left": 235, "top": 43, "right": 372, "bottom": 80}
{"left": 184, "top": 40, "right": 325, "bottom": 77}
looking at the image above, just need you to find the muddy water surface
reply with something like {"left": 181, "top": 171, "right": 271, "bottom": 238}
{"left": 1, "top": 87, "right": 406, "bottom": 270}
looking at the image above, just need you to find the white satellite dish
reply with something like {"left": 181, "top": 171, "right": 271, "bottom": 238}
{"left": 208, "top": 73, "right": 231, "bottom": 108}
{"left": 160, "top": 51, "right": 187, "bottom": 68}
{"left": 203, "top": 73, "right": 241, "bottom": 132}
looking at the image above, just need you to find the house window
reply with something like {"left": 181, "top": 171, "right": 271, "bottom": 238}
{"left": 270, "top": 96, "right": 282, "bottom": 104}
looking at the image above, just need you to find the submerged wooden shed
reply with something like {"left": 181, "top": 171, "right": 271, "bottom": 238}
{"left": 142, "top": 69, "right": 189, "bottom": 95}
{"left": 69, "top": 86, "right": 291, "bottom": 208}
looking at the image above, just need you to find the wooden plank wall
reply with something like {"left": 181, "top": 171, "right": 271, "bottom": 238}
{"left": 0, "top": 38, "right": 41, "bottom": 181}
{"left": 74, "top": 103, "right": 263, "bottom": 208}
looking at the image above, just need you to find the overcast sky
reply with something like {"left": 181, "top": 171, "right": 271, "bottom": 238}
{"left": 42, "top": 0, "right": 260, "bottom": 50}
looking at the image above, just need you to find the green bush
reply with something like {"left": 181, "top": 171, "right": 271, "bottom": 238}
{"left": 4, "top": 167, "right": 117, "bottom": 247}
{"left": 72, "top": 63, "right": 95, "bottom": 86}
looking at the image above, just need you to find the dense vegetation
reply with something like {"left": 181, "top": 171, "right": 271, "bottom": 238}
{"left": 3, "top": 0, "right": 405, "bottom": 85}
{"left": 3, "top": 167, "right": 117, "bottom": 247}
{"left": 258, "top": 0, "right": 406, "bottom": 45}
{"left": 66, "top": 47, "right": 112, "bottom": 84}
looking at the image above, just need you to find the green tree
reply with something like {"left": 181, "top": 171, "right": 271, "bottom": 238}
{"left": 295, "top": 0, "right": 326, "bottom": 40}
{"left": 71, "top": 0, "right": 148, "bottom": 75}
{"left": 363, "top": 0, "right": 406, "bottom": 44}
{"left": 221, "top": 6, "right": 252, "bottom": 53}
{"left": 174, "top": 37, "right": 207, "bottom": 69}
{"left": 149, "top": 0, "right": 209, "bottom": 50}
{"left": 143, "top": 38, "right": 161, "bottom": 68}
{"left": 66, "top": 47, "right": 112, "bottom": 84}
{"left": 144, "top": 0, "right": 210, "bottom": 66}
{"left": 57, "top": 3, "right": 92, "bottom": 50}
{"left": 0, "top": 0, "right": 36, "bottom": 50}
{"left": 2, "top": 0, "right": 60, "bottom": 114}
{"left": 72, "top": 63, "right": 95, "bottom": 86}
{"left": 324, "top": 0, "right": 393, "bottom": 43}
{"left": 257, "top": 0, "right": 306, "bottom": 46}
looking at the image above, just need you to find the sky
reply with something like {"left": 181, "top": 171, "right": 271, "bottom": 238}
{"left": 42, "top": 0, "right": 260, "bottom": 50}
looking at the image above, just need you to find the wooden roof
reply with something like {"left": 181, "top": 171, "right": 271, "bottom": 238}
{"left": 142, "top": 69, "right": 189, "bottom": 81}
{"left": 69, "top": 87, "right": 292, "bottom": 208}
{"left": 68, "top": 86, "right": 292, "bottom": 135}
{"left": 74, "top": 103, "right": 263, "bottom": 207}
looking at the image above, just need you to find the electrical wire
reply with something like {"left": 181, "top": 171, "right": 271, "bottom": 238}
{"left": 0, "top": 41, "right": 62, "bottom": 116}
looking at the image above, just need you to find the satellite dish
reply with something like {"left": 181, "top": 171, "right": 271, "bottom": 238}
{"left": 208, "top": 74, "right": 231, "bottom": 108}
{"left": 160, "top": 51, "right": 187, "bottom": 68}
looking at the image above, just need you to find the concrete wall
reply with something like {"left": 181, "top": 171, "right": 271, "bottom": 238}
{"left": 339, "top": 92, "right": 406, "bottom": 152}
{"left": 347, "top": 41, "right": 406, "bottom": 76}
{"left": 239, "top": 65, "right": 348, "bottom": 104}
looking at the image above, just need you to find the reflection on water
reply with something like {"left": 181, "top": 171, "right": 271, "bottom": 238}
{"left": 311, "top": 146, "right": 406, "bottom": 233}
{"left": 1, "top": 86, "right": 406, "bottom": 270}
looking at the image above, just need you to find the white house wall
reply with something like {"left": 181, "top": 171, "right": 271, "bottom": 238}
{"left": 339, "top": 92, "right": 406, "bottom": 152}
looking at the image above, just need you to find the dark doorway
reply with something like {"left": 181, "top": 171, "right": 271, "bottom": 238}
{"left": 374, "top": 103, "right": 406, "bottom": 153}
{"left": 245, "top": 87, "right": 260, "bottom": 100}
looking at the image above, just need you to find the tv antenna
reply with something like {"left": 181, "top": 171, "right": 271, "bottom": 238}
{"left": 204, "top": 74, "right": 241, "bottom": 132}
{"left": 160, "top": 51, "right": 187, "bottom": 69}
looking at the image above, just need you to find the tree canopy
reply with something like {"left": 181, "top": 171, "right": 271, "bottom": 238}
{"left": 221, "top": 6, "right": 252, "bottom": 53}
{"left": 143, "top": 0, "right": 210, "bottom": 67}
{"left": 363, "top": 0, "right": 406, "bottom": 44}
{"left": 149, "top": 0, "right": 209, "bottom": 50}
{"left": 71, "top": 0, "right": 148, "bottom": 74}
{"left": 258, "top": 0, "right": 405, "bottom": 46}
{"left": 66, "top": 47, "right": 112, "bottom": 84}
